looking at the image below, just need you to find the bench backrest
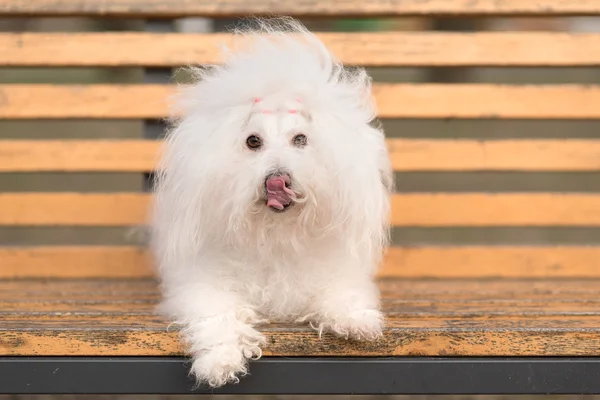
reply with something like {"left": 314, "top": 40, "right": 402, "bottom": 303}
{"left": 2, "top": 0, "right": 600, "bottom": 279}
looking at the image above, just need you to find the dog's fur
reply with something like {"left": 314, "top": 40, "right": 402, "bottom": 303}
{"left": 150, "top": 17, "right": 393, "bottom": 388}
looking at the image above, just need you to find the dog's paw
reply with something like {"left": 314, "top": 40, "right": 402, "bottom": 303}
{"left": 191, "top": 344, "right": 247, "bottom": 388}
{"left": 311, "top": 309, "right": 384, "bottom": 341}
{"left": 190, "top": 332, "right": 266, "bottom": 388}
{"left": 239, "top": 328, "right": 267, "bottom": 359}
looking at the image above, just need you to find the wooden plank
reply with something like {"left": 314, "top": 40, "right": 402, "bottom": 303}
{"left": 0, "top": 279, "right": 158, "bottom": 294}
{"left": 3, "top": 297, "right": 599, "bottom": 316}
{"left": 4, "top": 193, "right": 600, "bottom": 226}
{"left": 3, "top": 32, "right": 600, "bottom": 67}
{"left": 373, "top": 85, "right": 600, "bottom": 119}
{"left": 0, "top": 293, "right": 600, "bottom": 318}
{"left": 6, "top": 139, "right": 600, "bottom": 172}
{"left": 3, "top": 313, "right": 598, "bottom": 325}
{"left": 382, "top": 247, "right": 600, "bottom": 278}
{"left": 387, "top": 140, "right": 600, "bottom": 172}
{"left": 1, "top": 0, "right": 598, "bottom": 17}
{"left": 3, "top": 315, "right": 600, "bottom": 356}
{"left": 0, "top": 85, "right": 169, "bottom": 120}
{"left": 392, "top": 194, "right": 600, "bottom": 226}
{"left": 3, "top": 246, "right": 600, "bottom": 279}
{"left": 1, "top": 314, "right": 166, "bottom": 325}
{"left": 378, "top": 279, "right": 600, "bottom": 298}
{"left": 4, "top": 278, "right": 600, "bottom": 300}
{"left": 0, "top": 300, "right": 155, "bottom": 313}
{"left": 0, "top": 247, "right": 154, "bottom": 278}
{"left": 2, "top": 84, "right": 600, "bottom": 119}
{"left": 0, "top": 140, "right": 161, "bottom": 172}
{"left": 0, "top": 193, "right": 151, "bottom": 226}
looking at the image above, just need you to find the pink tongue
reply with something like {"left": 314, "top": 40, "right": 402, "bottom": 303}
{"left": 266, "top": 177, "right": 294, "bottom": 210}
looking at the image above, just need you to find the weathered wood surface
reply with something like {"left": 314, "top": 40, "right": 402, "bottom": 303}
{"left": 2, "top": 84, "right": 600, "bottom": 119}
{"left": 3, "top": 32, "right": 600, "bottom": 67}
{"left": 7, "top": 139, "right": 600, "bottom": 172}
{"left": 2, "top": 278, "right": 600, "bottom": 356}
{"left": 4, "top": 193, "right": 600, "bottom": 226}
{"left": 3, "top": 246, "right": 600, "bottom": 278}
{"left": 4, "top": 279, "right": 600, "bottom": 298}
{"left": 1, "top": 0, "right": 599, "bottom": 17}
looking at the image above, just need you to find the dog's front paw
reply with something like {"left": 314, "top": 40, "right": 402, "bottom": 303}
{"left": 190, "top": 331, "right": 266, "bottom": 388}
{"left": 313, "top": 309, "right": 384, "bottom": 341}
{"left": 191, "top": 344, "right": 248, "bottom": 388}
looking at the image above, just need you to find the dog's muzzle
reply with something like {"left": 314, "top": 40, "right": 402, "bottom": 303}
{"left": 265, "top": 173, "right": 294, "bottom": 212}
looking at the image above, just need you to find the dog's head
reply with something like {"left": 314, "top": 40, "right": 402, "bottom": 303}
{"left": 154, "top": 18, "right": 392, "bottom": 251}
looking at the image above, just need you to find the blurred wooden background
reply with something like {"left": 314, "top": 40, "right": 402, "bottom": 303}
{"left": 2, "top": 15, "right": 600, "bottom": 248}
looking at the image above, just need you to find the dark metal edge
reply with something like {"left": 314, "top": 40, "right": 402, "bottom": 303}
{"left": 1, "top": 357, "right": 600, "bottom": 395}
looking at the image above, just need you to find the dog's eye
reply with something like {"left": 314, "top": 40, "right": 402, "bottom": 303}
{"left": 292, "top": 134, "right": 307, "bottom": 147}
{"left": 246, "top": 135, "right": 262, "bottom": 150}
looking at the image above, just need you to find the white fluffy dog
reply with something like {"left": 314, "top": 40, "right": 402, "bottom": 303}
{"left": 151, "top": 17, "right": 393, "bottom": 388}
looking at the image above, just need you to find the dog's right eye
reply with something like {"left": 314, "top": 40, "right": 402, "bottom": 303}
{"left": 246, "top": 135, "right": 262, "bottom": 150}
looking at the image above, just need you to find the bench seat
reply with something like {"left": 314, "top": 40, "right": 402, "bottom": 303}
{"left": 4, "top": 277, "right": 600, "bottom": 358}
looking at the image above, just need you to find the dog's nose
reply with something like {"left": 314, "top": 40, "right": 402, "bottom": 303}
{"left": 265, "top": 172, "right": 291, "bottom": 187}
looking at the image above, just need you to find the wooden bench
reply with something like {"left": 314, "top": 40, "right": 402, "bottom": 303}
{"left": 2, "top": 0, "right": 600, "bottom": 395}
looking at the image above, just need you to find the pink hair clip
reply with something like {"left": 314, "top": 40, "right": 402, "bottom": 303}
{"left": 254, "top": 97, "right": 261, "bottom": 103}
{"left": 288, "top": 109, "right": 298, "bottom": 114}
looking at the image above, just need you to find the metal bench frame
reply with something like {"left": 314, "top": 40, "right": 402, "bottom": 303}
{"left": 3, "top": 357, "right": 600, "bottom": 394}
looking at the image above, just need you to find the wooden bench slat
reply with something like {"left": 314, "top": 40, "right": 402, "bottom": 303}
{"left": 3, "top": 278, "right": 600, "bottom": 357}
{"left": 378, "top": 279, "right": 600, "bottom": 298}
{"left": 381, "top": 247, "right": 600, "bottom": 278}
{"left": 0, "top": 193, "right": 150, "bottom": 226}
{"left": 1, "top": 0, "right": 599, "bottom": 17}
{"left": 392, "top": 194, "right": 600, "bottom": 226}
{"left": 6, "top": 139, "right": 600, "bottom": 172}
{"left": 0, "top": 246, "right": 153, "bottom": 279}
{"left": 3, "top": 297, "right": 599, "bottom": 316}
{"left": 0, "top": 140, "right": 160, "bottom": 172}
{"left": 3, "top": 246, "right": 600, "bottom": 279}
{"left": 5, "top": 279, "right": 600, "bottom": 303}
{"left": 4, "top": 193, "right": 600, "bottom": 227}
{"left": 3, "top": 279, "right": 600, "bottom": 299}
{"left": 3, "top": 32, "right": 600, "bottom": 67}
{"left": 2, "top": 314, "right": 164, "bottom": 324}
{"left": 2, "top": 84, "right": 600, "bottom": 119}
{"left": 3, "top": 313, "right": 598, "bottom": 329}
{"left": 0, "top": 279, "right": 159, "bottom": 294}
{"left": 387, "top": 140, "right": 600, "bottom": 171}
{"left": 7, "top": 319, "right": 600, "bottom": 357}
{"left": 0, "top": 276, "right": 598, "bottom": 298}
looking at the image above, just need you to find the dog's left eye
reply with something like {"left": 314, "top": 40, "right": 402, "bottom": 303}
{"left": 292, "top": 134, "right": 307, "bottom": 147}
{"left": 246, "top": 135, "right": 262, "bottom": 150}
